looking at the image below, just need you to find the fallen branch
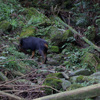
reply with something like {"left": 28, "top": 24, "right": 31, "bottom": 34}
{"left": 34, "top": 83, "right": 100, "bottom": 100}
{"left": 55, "top": 16, "right": 100, "bottom": 52}
{"left": 2, "top": 85, "right": 60, "bottom": 94}
{"left": 0, "top": 90, "right": 23, "bottom": 100}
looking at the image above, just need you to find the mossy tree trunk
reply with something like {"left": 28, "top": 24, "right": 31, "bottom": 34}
{"left": 34, "top": 83, "right": 100, "bottom": 100}
{"left": 54, "top": 16, "right": 100, "bottom": 52}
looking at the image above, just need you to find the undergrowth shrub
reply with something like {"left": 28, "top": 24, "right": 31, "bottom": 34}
{"left": 62, "top": 43, "right": 92, "bottom": 70}
{"left": 2, "top": 46, "right": 38, "bottom": 72}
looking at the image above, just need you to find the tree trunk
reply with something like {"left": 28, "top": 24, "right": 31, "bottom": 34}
{"left": 34, "top": 83, "right": 100, "bottom": 100}
{"left": 54, "top": 16, "right": 100, "bottom": 52}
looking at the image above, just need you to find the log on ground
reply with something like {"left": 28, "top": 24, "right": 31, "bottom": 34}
{"left": 34, "top": 83, "right": 100, "bottom": 100}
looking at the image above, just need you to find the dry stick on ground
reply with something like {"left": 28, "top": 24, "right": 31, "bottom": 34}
{"left": 0, "top": 84, "right": 60, "bottom": 92}
{"left": 34, "top": 83, "right": 100, "bottom": 100}
{"left": 0, "top": 90, "right": 23, "bottom": 100}
{"left": 0, "top": 70, "right": 37, "bottom": 85}
{"left": 2, "top": 85, "right": 60, "bottom": 94}
{"left": 55, "top": 16, "right": 100, "bottom": 52}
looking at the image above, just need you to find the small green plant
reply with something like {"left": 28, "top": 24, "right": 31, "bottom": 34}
{"left": 5, "top": 60, "right": 19, "bottom": 71}
{"left": 2, "top": 55, "right": 25, "bottom": 72}
{"left": 0, "top": 0, "right": 25, "bottom": 32}
{"left": 6, "top": 46, "right": 27, "bottom": 59}
{"left": 10, "top": 19, "right": 18, "bottom": 30}
{"left": 62, "top": 45, "right": 91, "bottom": 70}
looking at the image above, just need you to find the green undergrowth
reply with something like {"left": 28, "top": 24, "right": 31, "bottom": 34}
{"left": 62, "top": 43, "right": 99, "bottom": 72}
{"left": 1, "top": 46, "right": 38, "bottom": 73}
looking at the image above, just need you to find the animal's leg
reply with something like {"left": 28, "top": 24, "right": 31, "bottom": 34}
{"left": 31, "top": 51, "right": 35, "bottom": 58}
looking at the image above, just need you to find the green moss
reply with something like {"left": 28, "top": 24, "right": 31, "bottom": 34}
{"left": 67, "top": 84, "right": 83, "bottom": 91}
{"left": 50, "top": 46, "right": 59, "bottom": 53}
{"left": 81, "top": 52, "right": 100, "bottom": 72}
{"left": 20, "top": 26, "right": 36, "bottom": 37}
{"left": 76, "top": 75, "right": 94, "bottom": 83}
{"left": 43, "top": 77, "right": 62, "bottom": 95}
{"left": 50, "top": 28, "right": 72, "bottom": 40}
{"left": 63, "top": 29, "right": 73, "bottom": 39}
{"left": 47, "top": 73, "right": 64, "bottom": 78}
{"left": 0, "top": 20, "right": 11, "bottom": 32}
{"left": 49, "top": 26, "right": 73, "bottom": 46}
{"left": 76, "top": 75, "right": 84, "bottom": 82}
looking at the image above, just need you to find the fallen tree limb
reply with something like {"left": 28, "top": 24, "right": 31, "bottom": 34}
{"left": 34, "top": 83, "right": 100, "bottom": 100}
{"left": 0, "top": 91, "right": 23, "bottom": 100}
{"left": 55, "top": 16, "right": 100, "bottom": 52}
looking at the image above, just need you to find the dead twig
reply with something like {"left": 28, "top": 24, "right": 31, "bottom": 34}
{"left": 0, "top": 90, "right": 23, "bottom": 100}
{"left": 0, "top": 70, "right": 37, "bottom": 85}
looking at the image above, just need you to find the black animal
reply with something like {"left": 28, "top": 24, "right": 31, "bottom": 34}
{"left": 18, "top": 37, "right": 48, "bottom": 64}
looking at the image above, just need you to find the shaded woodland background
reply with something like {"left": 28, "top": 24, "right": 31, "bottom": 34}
{"left": 0, "top": 0, "right": 100, "bottom": 100}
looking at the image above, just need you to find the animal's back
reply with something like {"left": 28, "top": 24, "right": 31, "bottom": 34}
{"left": 20, "top": 37, "right": 48, "bottom": 51}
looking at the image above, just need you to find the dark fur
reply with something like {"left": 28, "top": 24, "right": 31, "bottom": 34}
{"left": 19, "top": 37, "right": 48, "bottom": 64}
